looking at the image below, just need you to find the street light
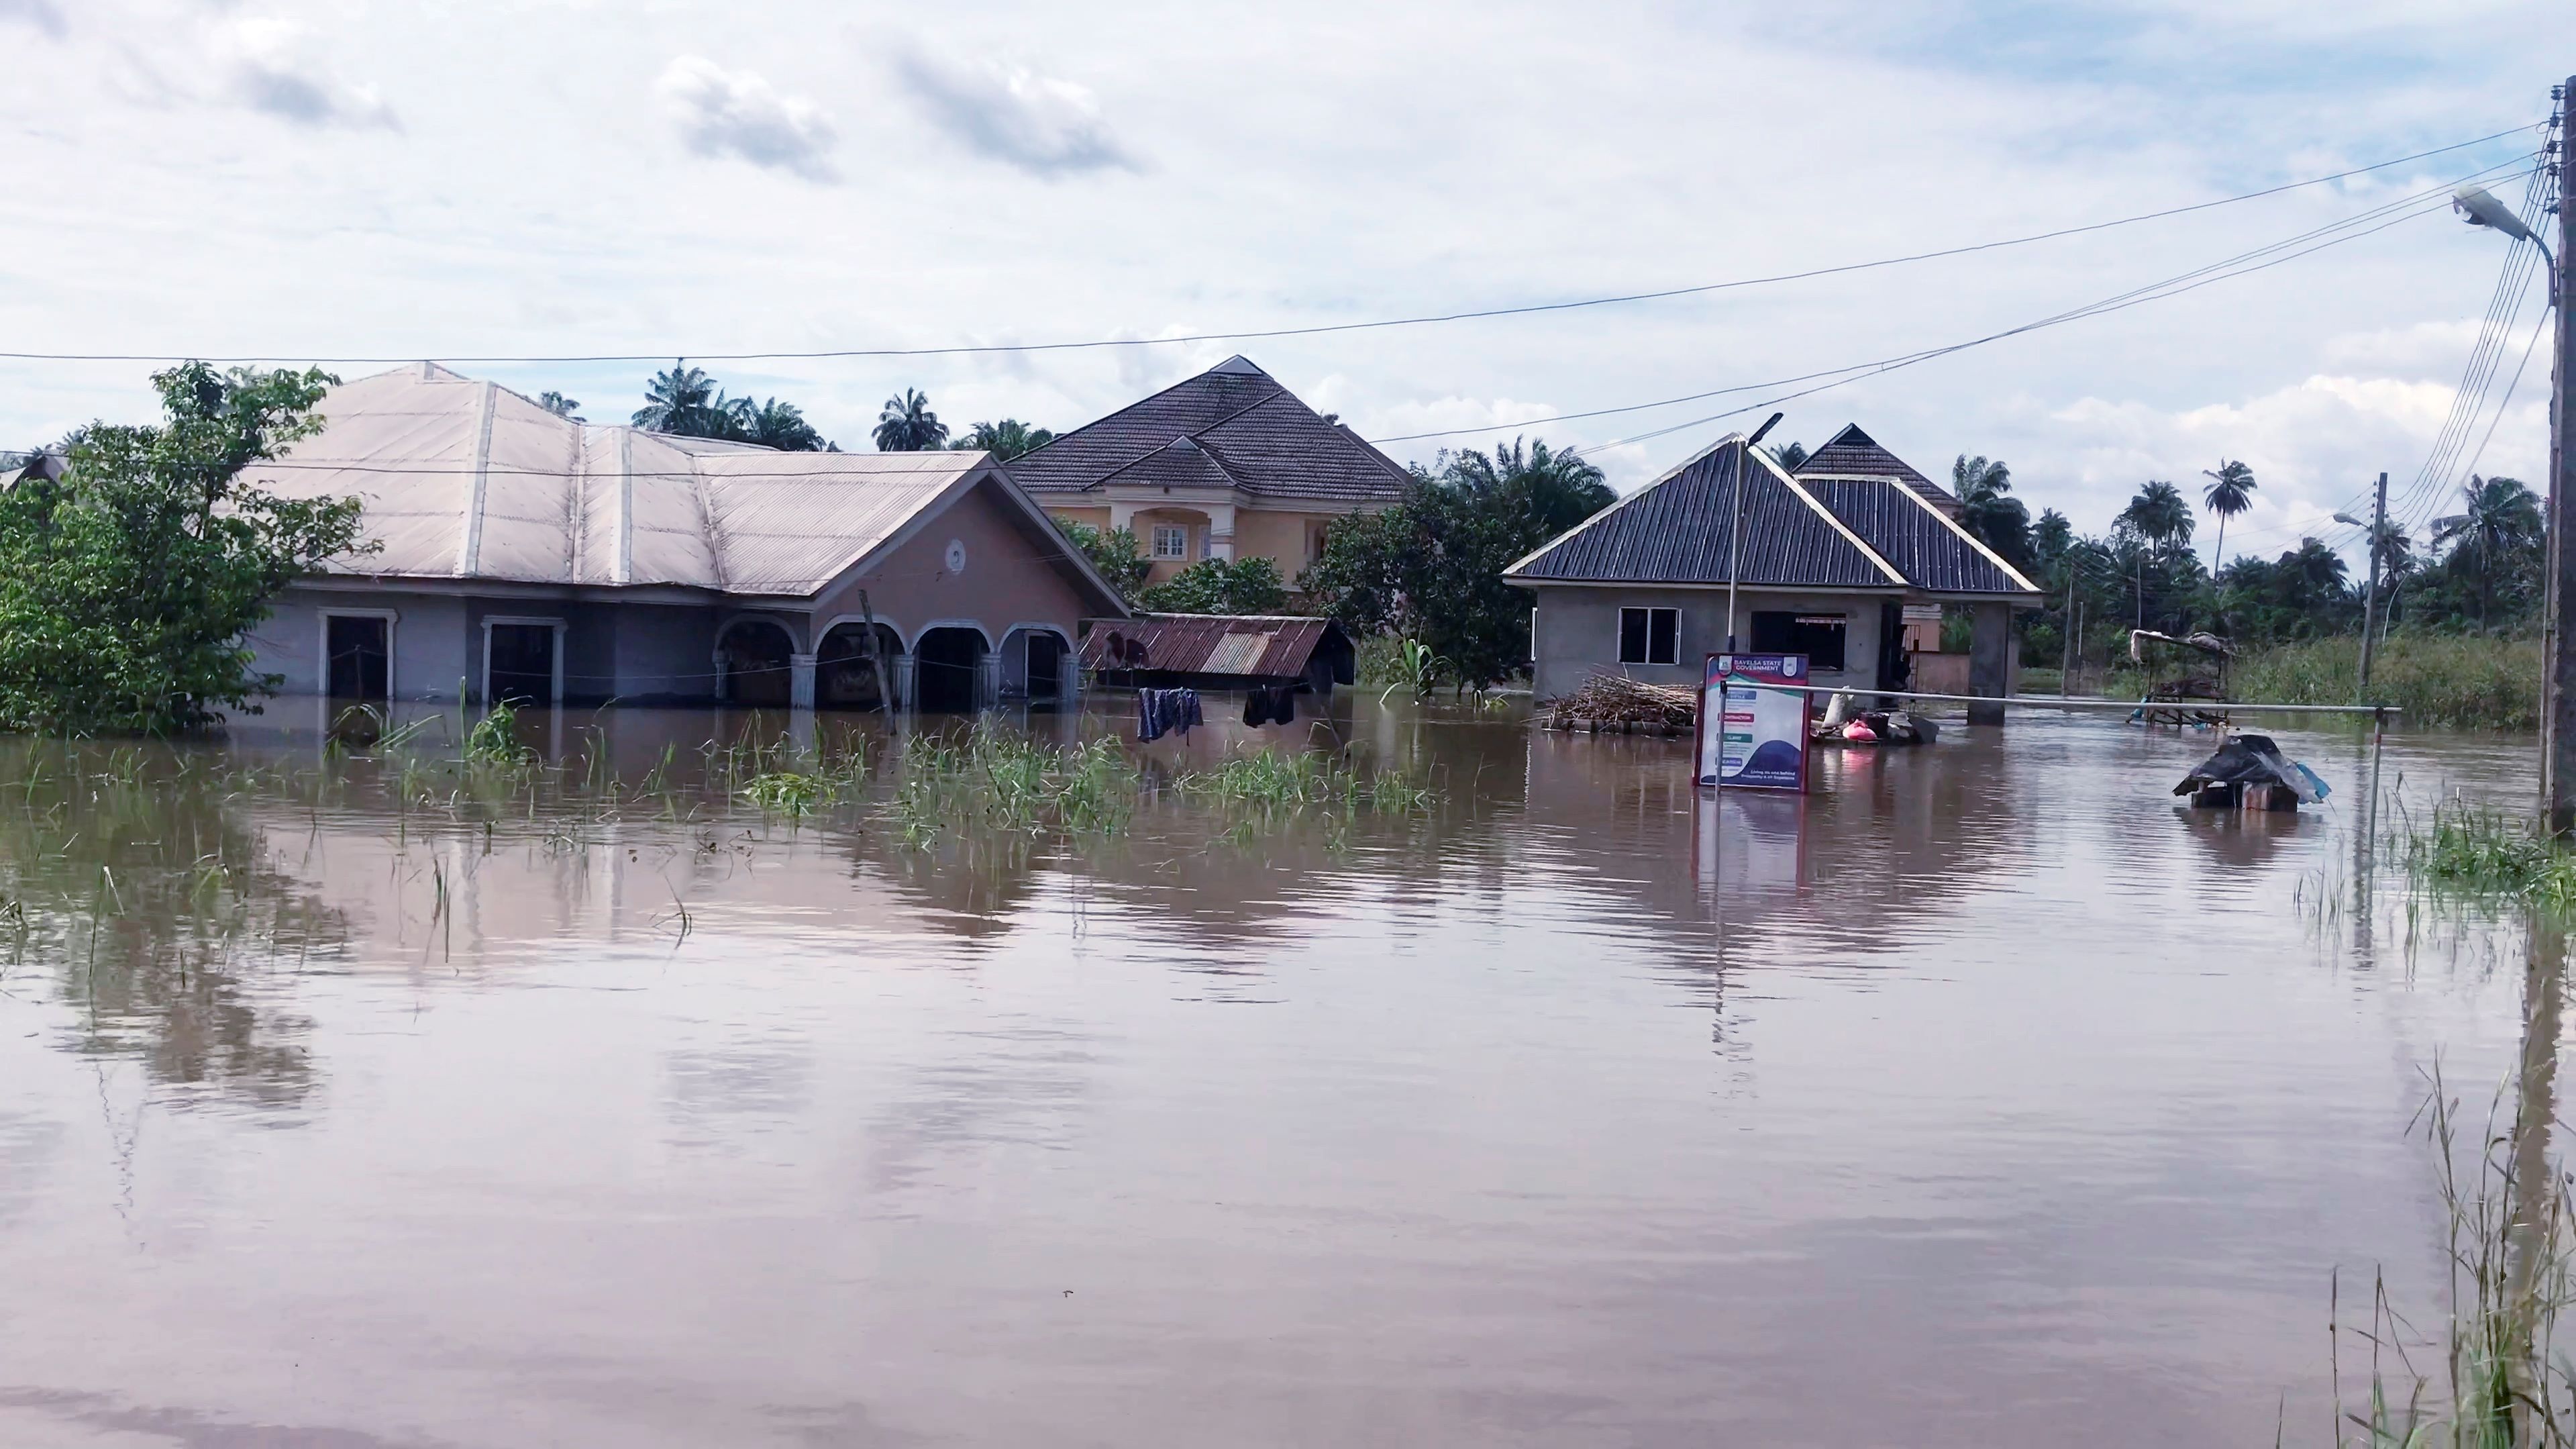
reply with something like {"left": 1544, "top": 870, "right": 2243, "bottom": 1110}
{"left": 1723, "top": 411, "right": 1786, "bottom": 653}
{"left": 2455, "top": 183, "right": 2559, "bottom": 303}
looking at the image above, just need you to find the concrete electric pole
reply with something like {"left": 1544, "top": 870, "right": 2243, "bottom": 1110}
{"left": 2547, "top": 81, "right": 2575, "bottom": 834}
{"left": 2363, "top": 471, "right": 2388, "bottom": 697}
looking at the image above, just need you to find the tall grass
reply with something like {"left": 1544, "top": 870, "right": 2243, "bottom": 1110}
{"left": 2400, "top": 805, "right": 2576, "bottom": 916}
{"left": 2226, "top": 634, "right": 2540, "bottom": 732}
{"left": 2340, "top": 1070, "right": 2576, "bottom": 1446}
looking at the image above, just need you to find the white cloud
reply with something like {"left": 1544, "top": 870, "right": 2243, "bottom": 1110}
{"left": 223, "top": 16, "right": 399, "bottom": 131}
{"left": 657, "top": 56, "right": 839, "bottom": 183}
{"left": 0, "top": 0, "right": 65, "bottom": 39}
{"left": 893, "top": 46, "right": 1138, "bottom": 177}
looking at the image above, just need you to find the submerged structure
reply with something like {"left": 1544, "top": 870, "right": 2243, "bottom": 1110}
{"left": 1504, "top": 427, "right": 2043, "bottom": 721}
{"left": 1078, "top": 613, "right": 1355, "bottom": 698}
{"left": 241, "top": 364, "right": 1128, "bottom": 712}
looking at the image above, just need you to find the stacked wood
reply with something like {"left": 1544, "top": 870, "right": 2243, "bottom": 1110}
{"left": 1538, "top": 673, "right": 1699, "bottom": 736}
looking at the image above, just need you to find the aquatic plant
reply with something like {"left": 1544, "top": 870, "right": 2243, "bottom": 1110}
{"left": 740, "top": 770, "right": 827, "bottom": 819}
{"left": 2336, "top": 1070, "right": 2576, "bottom": 1446}
{"left": 2400, "top": 805, "right": 2576, "bottom": 915}
{"left": 463, "top": 701, "right": 531, "bottom": 766}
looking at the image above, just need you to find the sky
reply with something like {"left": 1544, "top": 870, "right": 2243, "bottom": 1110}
{"left": 0, "top": 0, "right": 2563, "bottom": 566}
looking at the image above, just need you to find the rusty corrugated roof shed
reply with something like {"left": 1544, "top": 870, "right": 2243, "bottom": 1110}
{"left": 1078, "top": 613, "right": 1345, "bottom": 679}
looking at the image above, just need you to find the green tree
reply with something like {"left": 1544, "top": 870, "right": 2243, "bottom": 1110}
{"left": 2429, "top": 474, "right": 2544, "bottom": 630}
{"left": 1767, "top": 440, "right": 1808, "bottom": 471}
{"left": 0, "top": 363, "right": 368, "bottom": 733}
{"left": 2119, "top": 480, "right": 2195, "bottom": 554}
{"left": 1300, "top": 437, "right": 1614, "bottom": 689}
{"left": 739, "top": 397, "right": 827, "bottom": 452}
{"left": 874, "top": 388, "right": 947, "bottom": 451}
{"left": 1951, "top": 454, "right": 2031, "bottom": 568}
{"left": 633, "top": 362, "right": 725, "bottom": 434}
{"left": 537, "top": 391, "right": 583, "bottom": 421}
{"left": 1138, "top": 556, "right": 1290, "bottom": 615}
{"left": 2198, "top": 459, "right": 2256, "bottom": 571}
{"left": 952, "top": 419, "right": 1054, "bottom": 462}
{"left": 1055, "top": 519, "right": 1149, "bottom": 603}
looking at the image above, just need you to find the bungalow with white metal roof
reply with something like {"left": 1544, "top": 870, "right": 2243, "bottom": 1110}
{"left": 1504, "top": 428, "right": 2042, "bottom": 720}
{"left": 242, "top": 363, "right": 1127, "bottom": 713}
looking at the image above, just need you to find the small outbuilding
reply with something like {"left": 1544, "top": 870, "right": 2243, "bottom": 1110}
{"left": 241, "top": 364, "right": 1129, "bottom": 712}
{"left": 1505, "top": 426, "right": 2043, "bottom": 721}
{"left": 1078, "top": 614, "right": 1355, "bottom": 698}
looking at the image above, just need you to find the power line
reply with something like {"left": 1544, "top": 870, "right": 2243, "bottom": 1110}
{"left": 0, "top": 125, "right": 2542, "bottom": 368}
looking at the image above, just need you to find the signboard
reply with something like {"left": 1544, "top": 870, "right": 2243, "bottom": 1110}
{"left": 1696, "top": 652, "right": 1810, "bottom": 791}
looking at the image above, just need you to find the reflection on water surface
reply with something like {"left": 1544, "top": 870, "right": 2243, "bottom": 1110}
{"left": 0, "top": 703, "right": 2553, "bottom": 1446}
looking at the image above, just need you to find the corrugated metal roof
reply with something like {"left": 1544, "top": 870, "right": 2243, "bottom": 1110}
{"left": 1076, "top": 613, "right": 1344, "bottom": 679}
{"left": 1505, "top": 438, "right": 1904, "bottom": 590}
{"left": 1800, "top": 478, "right": 2037, "bottom": 594}
{"left": 248, "top": 364, "right": 1060, "bottom": 599}
{"left": 1794, "top": 423, "right": 1962, "bottom": 513}
{"left": 1009, "top": 356, "right": 1411, "bottom": 503}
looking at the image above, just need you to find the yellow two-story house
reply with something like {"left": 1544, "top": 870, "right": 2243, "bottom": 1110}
{"left": 1010, "top": 356, "right": 1412, "bottom": 586}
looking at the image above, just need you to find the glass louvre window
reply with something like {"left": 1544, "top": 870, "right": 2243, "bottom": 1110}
{"left": 1618, "top": 607, "right": 1679, "bottom": 665}
{"left": 1151, "top": 525, "right": 1189, "bottom": 559}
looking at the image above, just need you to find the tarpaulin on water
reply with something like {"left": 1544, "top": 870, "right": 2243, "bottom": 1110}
{"left": 2173, "top": 733, "right": 2327, "bottom": 804}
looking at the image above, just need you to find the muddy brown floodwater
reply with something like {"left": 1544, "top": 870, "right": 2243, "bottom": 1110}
{"left": 0, "top": 700, "right": 2554, "bottom": 1446}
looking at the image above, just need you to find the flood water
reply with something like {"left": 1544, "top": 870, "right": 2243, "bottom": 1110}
{"left": 0, "top": 699, "right": 2555, "bottom": 1446}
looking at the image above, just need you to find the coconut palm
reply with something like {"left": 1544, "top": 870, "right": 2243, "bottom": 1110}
{"left": 740, "top": 398, "right": 827, "bottom": 452}
{"left": 951, "top": 419, "right": 1053, "bottom": 461}
{"left": 874, "top": 389, "right": 947, "bottom": 452}
{"left": 2199, "top": 460, "right": 2255, "bottom": 570}
{"left": 633, "top": 362, "right": 721, "bottom": 433}
{"left": 536, "top": 391, "right": 584, "bottom": 421}
{"left": 1951, "top": 454, "right": 2032, "bottom": 567}
{"left": 1766, "top": 440, "right": 1808, "bottom": 471}
{"left": 2432, "top": 474, "right": 2543, "bottom": 628}
{"left": 2118, "top": 480, "right": 2195, "bottom": 555}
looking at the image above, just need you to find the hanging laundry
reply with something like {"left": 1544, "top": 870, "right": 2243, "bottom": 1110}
{"left": 1138, "top": 688, "right": 1203, "bottom": 742}
{"left": 1241, "top": 685, "right": 1298, "bottom": 728}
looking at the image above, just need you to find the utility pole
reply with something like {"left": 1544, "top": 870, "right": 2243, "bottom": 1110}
{"left": 1724, "top": 412, "right": 1786, "bottom": 653}
{"left": 2059, "top": 570, "right": 2077, "bottom": 696}
{"left": 2546, "top": 80, "right": 2575, "bottom": 835}
{"left": 2358, "top": 471, "right": 2387, "bottom": 699}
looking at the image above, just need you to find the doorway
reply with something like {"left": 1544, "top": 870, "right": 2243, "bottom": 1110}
{"left": 913, "top": 627, "right": 986, "bottom": 713}
{"left": 486, "top": 622, "right": 557, "bottom": 706}
{"left": 325, "top": 615, "right": 389, "bottom": 701}
{"left": 1025, "top": 632, "right": 1064, "bottom": 704}
{"left": 719, "top": 620, "right": 796, "bottom": 707}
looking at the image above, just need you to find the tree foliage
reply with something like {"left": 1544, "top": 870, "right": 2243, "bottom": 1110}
{"left": 2199, "top": 458, "right": 2256, "bottom": 569}
{"left": 1300, "top": 438, "right": 1612, "bottom": 689}
{"left": 1952, "top": 454, "right": 2032, "bottom": 568}
{"left": 874, "top": 388, "right": 947, "bottom": 451}
{"left": 1138, "top": 556, "right": 1291, "bottom": 615}
{"left": 952, "top": 419, "right": 1054, "bottom": 462}
{"left": 0, "top": 363, "right": 369, "bottom": 733}
{"left": 632, "top": 361, "right": 833, "bottom": 450}
{"left": 1055, "top": 519, "right": 1150, "bottom": 603}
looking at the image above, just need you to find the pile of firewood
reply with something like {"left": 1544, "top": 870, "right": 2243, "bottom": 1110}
{"left": 1538, "top": 673, "right": 1698, "bottom": 736}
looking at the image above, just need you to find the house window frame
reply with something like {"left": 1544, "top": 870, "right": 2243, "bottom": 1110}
{"left": 1618, "top": 606, "right": 1680, "bottom": 666}
{"left": 1151, "top": 523, "right": 1190, "bottom": 560}
{"left": 479, "top": 614, "right": 567, "bottom": 707}
{"left": 1749, "top": 610, "right": 1850, "bottom": 672}
{"left": 317, "top": 607, "right": 399, "bottom": 701}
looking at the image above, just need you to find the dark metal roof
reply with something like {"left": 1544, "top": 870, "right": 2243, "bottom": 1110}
{"left": 1078, "top": 613, "right": 1349, "bottom": 679}
{"left": 1009, "top": 357, "right": 1412, "bottom": 504}
{"left": 1794, "top": 423, "right": 1961, "bottom": 513}
{"left": 1799, "top": 477, "right": 2032, "bottom": 594}
{"left": 1505, "top": 439, "right": 1902, "bottom": 590}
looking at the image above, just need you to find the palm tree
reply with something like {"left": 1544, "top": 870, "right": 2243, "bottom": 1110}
{"left": 874, "top": 388, "right": 947, "bottom": 451}
{"left": 2199, "top": 460, "right": 2255, "bottom": 571}
{"left": 951, "top": 419, "right": 1053, "bottom": 461}
{"left": 1951, "top": 454, "right": 2032, "bottom": 567}
{"left": 740, "top": 398, "right": 827, "bottom": 452}
{"left": 2119, "top": 481, "right": 2195, "bottom": 555}
{"left": 633, "top": 362, "right": 721, "bottom": 433}
{"left": 1766, "top": 440, "right": 1808, "bottom": 471}
{"left": 2432, "top": 474, "right": 2544, "bottom": 628}
{"left": 536, "top": 391, "right": 584, "bottom": 421}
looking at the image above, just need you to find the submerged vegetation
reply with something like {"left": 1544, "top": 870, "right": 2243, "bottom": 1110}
{"left": 2401, "top": 804, "right": 2576, "bottom": 914}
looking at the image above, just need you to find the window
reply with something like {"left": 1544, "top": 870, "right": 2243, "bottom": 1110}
{"left": 1151, "top": 524, "right": 1189, "bottom": 559}
{"left": 1750, "top": 611, "right": 1848, "bottom": 671}
{"left": 1618, "top": 607, "right": 1680, "bottom": 666}
{"left": 1306, "top": 521, "right": 1331, "bottom": 564}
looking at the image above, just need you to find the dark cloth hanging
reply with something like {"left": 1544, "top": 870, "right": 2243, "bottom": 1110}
{"left": 1241, "top": 685, "right": 1298, "bottom": 728}
{"left": 1137, "top": 688, "right": 1203, "bottom": 742}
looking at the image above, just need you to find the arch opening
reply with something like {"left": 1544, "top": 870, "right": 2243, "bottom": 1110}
{"left": 719, "top": 619, "right": 796, "bottom": 708}
{"left": 913, "top": 627, "right": 988, "bottom": 713}
{"left": 817, "top": 622, "right": 903, "bottom": 710}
